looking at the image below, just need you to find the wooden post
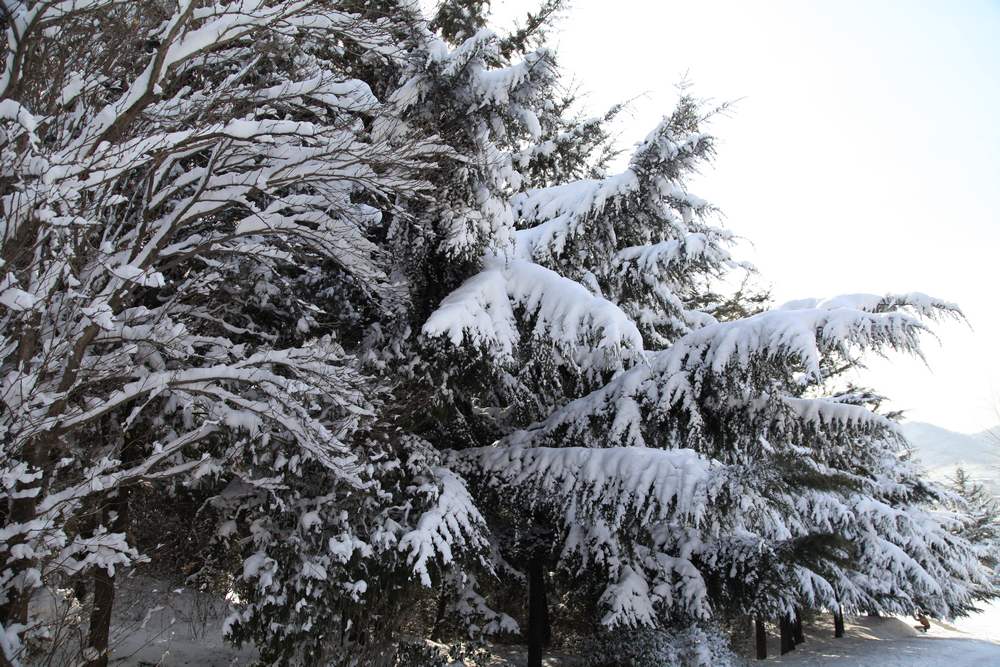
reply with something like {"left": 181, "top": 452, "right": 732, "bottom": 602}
{"left": 834, "top": 604, "right": 845, "bottom": 638}
{"left": 754, "top": 616, "right": 767, "bottom": 659}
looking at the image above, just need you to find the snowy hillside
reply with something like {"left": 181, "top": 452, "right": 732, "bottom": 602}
{"left": 902, "top": 421, "right": 1000, "bottom": 493}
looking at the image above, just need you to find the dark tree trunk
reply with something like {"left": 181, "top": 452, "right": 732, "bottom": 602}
{"left": 780, "top": 616, "right": 795, "bottom": 655}
{"left": 0, "top": 432, "right": 53, "bottom": 632}
{"left": 834, "top": 605, "right": 845, "bottom": 638}
{"left": 541, "top": 574, "right": 552, "bottom": 647}
{"left": 793, "top": 609, "right": 805, "bottom": 645}
{"left": 86, "top": 483, "right": 130, "bottom": 667}
{"left": 527, "top": 558, "right": 550, "bottom": 667}
{"left": 754, "top": 616, "right": 767, "bottom": 659}
{"left": 0, "top": 492, "right": 35, "bottom": 628}
{"left": 431, "top": 581, "right": 448, "bottom": 641}
{"left": 2, "top": 323, "right": 100, "bottom": 638}
{"left": 73, "top": 577, "right": 88, "bottom": 603}
{"left": 88, "top": 563, "right": 115, "bottom": 667}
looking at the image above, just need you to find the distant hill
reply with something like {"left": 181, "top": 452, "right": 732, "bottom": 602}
{"left": 900, "top": 421, "right": 1000, "bottom": 494}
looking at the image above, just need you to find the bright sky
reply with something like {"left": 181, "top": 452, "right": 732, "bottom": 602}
{"left": 491, "top": 0, "right": 1000, "bottom": 434}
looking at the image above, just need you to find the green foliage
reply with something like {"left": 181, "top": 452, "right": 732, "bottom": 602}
{"left": 584, "top": 624, "right": 739, "bottom": 667}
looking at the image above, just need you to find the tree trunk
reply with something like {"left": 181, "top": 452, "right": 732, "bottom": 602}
{"left": 780, "top": 616, "right": 795, "bottom": 655}
{"left": 1, "top": 323, "right": 102, "bottom": 637}
{"left": 754, "top": 615, "right": 767, "bottom": 659}
{"left": 87, "top": 563, "right": 115, "bottom": 667}
{"left": 834, "top": 605, "right": 845, "bottom": 638}
{"left": 431, "top": 581, "right": 448, "bottom": 641}
{"left": 0, "top": 492, "right": 37, "bottom": 628}
{"left": 0, "top": 431, "right": 53, "bottom": 631}
{"left": 527, "top": 558, "right": 550, "bottom": 667}
{"left": 793, "top": 609, "right": 804, "bottom": 645}
{"left": 86, "top": 483, "right": 130, "bottom": 667}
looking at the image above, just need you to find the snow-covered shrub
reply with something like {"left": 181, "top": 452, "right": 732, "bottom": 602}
{"left": 219, "top": 434, "right": 503, "bottom": 665}
{"left": 392, "top": 639, "right": 490, "bottom": 667}
{"left": 583, "top": 623, "right": 739, "bottom": 667}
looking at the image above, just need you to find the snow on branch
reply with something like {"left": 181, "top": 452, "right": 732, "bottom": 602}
{"left": 449, "top": 444, "right": 722, "bottom": 630}
{"left": 398, "top": 466, "right": 490, "bottom": 587}
{"left": 504, "top": 293, "right": 952, "bottom": 448}
{"left": 509, "top": 96, "right": 717, "bottom": 276}
{"left": 511, "top": 171, "right": 640, "bottom": 263}
{"left": 611, "top": 232, "right": 736, "bottom": 283}
{"left": 599, "top": 565, "right": 658, "bottom": 627}
{"left": 421, "top": 267, "right": 517, "bottom": 354}
{"left": 666, "top": 293, "right": 944, "bottom": 377}
{"left": 779, "top": 292, "right": 962, "bottom": 321}
{"left": 422, "top": 256, "right": 643, "bottom": 363}
{"left": 450, "top": 445, "right": 716, "bottom": 528}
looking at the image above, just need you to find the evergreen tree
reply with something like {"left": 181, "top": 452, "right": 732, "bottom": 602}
{"left": 947, "top": 467, "right": 1000, "bottom": 595}
{"left": 408, "top": 7, "right": 990, "bottom": 664}
{"left": 0, "top": 2, "right": 993, "bottom": 666}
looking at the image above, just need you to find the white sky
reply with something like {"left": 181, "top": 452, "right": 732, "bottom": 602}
{"left": 491, "top": 0, "right": 1000, "bottom": 434}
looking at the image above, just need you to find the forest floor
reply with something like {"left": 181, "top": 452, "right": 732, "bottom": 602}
{"left": 100, "top": 604, "right": 998, "bottom": 667}
{"left": 26, "top": 579, "right": 1000, "bottom": 666}
{"left": 488, "top": 606, "right": 1000, "bottom": 666}
{"left": 762, "top": 603, "right": 1000, "bottom": 666}
{"left": 101, "top": 602, "right": 1000, "bottom": 667}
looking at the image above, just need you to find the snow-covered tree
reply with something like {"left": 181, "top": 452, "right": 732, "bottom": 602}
{"left": 409, "top": 10, "right": 989, "bottom": 664}
{"left": 0, "top": 1, "right": 442, "bottom": 664}
{"left": 1, "top": 1, "right": 991, "bottom": 665}
{"left": 332, "top": 1, "right": 988, "bottom": 662}
{"left": 946, "top": 468, "right": 1000, "bottom": 594}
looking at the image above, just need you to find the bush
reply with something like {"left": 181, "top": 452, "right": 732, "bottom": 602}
{"left": 584, "top": 623, "right": 739, "bottom": 667}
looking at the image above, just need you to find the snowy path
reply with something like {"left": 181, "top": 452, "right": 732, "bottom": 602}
{"left": 764, "top": 604, "right": 1000, "bottom": 666}
{"left": 771, "top": 634, "right": 999, "bottom": 666}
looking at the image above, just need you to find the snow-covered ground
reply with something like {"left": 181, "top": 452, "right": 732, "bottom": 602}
{"left": 104, "top": 606, "right": 998, "bottom": 667}
{"left": 35, "top": 576, "right": 993, "bottom": 666}
{"left": 952, "top": 599, "right": 1000, "bottom": 638}
{"left": 765, "top": 604, "right": 1000, "bottom": 666}
{"left": 24, "top": 581, "right": 257, "bottom": 667}
{"left": 106, "top": 581, "right": 256, "bottom": 667}
{"left": 100, "top": 602, "right": 1000, "bottom": 667}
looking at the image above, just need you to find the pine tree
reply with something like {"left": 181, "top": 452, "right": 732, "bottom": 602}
{"left": 947, "top": 467, "right": 1000, "bottom": 595}
{"left": 409, "top": 11, "right": 990, "bottom": 666}
{"left": 1, "top": 2, "right": 993, "bottom": 666}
